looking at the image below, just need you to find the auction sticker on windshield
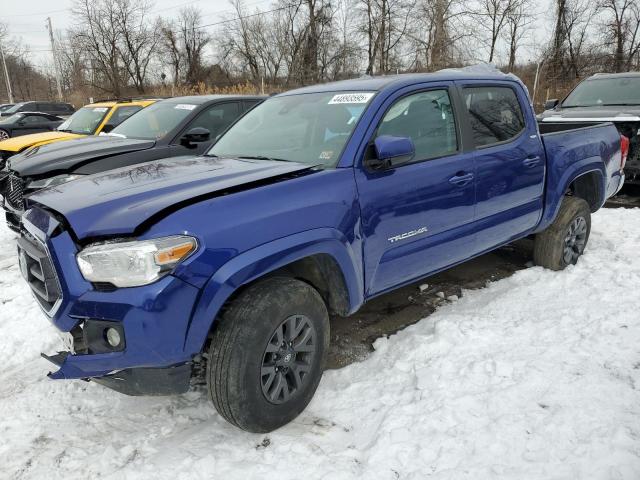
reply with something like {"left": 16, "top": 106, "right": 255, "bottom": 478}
{"left": 175, "top": 104, "right": 197, "bottom": 110}
{"left": 93, "top": 107, "right": 108, "bottom": 112}
{"left": 328, "top": 93, "right": 375, "bottom": 104}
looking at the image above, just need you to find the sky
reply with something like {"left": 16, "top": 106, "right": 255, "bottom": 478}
{"left": 2, "top": 0, "right": 556, "bottom": 70}
{"left": 1, "top": 0, "right": 273, "bottom": 67}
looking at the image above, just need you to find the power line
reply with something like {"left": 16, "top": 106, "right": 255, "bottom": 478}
{"left": 195, "top": 4, "right": 293, "bottom": 30}
{"left": 2, "top": 8, "right": 68, "bottom": 17}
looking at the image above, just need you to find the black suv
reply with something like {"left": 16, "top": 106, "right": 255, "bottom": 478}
{"left": 0, "top": 94, "right": 264, "bottom": 230}
{"left": 538, "top": 72, "right": 640, "bottom": 184}
{"left": 0, "top": 101, "right": 75, "bottom": 118}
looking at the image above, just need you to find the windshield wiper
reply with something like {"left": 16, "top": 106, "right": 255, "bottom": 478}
{"left": 237, "top": 155, "right": 291, "bottom": 162}
{"left": 57, "top": 129, "right": 74, "bottom": 133}
{"left": 599, "top": 103, "right": 640, "bottom": 106}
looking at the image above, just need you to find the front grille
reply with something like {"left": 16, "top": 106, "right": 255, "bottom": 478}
{"left": 17, "top": 230, "right": 62, "bottom": 314}
{"left": 6, "top": 172, "right": 25, "bottom": 210}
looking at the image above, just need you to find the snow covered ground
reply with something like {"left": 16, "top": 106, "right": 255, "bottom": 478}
{"left": 1, "top": 208, "right": 639, "bottom": 480}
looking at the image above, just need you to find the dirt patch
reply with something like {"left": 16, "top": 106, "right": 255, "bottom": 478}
{"left": 327, "top": 241, "right": 533, "bottom": 369}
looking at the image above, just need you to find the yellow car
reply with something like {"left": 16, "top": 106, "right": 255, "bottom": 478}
{"left": 0, "top": 99, "right": 157, "bottom": 161}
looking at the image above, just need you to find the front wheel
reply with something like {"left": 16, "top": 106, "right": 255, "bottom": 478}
{"left": 533, "top": 196, "right": 591, "bottom": 270}
{"left": 207, "top": 277, "right": 330, "bottom": 433}
{"left": 0, "top": 129, "right": 9, "bottom": 140}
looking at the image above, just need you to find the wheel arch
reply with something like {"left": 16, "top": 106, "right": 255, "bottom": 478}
{"left": 183, "top": 228, "right": 364, "bottom": 355}
{"left": 536, "top": 164, "right": 606, "bottom": 233}
{"left": 568, "top": 170, "right": 604, "bottom": 212}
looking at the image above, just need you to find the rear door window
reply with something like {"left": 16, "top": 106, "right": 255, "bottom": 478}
{"left": 462, "top": 86, "right": 525, "bottom": 147}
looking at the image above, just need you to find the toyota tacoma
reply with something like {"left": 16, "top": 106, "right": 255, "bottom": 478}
{"left": 18, "top": 70, "right": 625, "bottom": 433}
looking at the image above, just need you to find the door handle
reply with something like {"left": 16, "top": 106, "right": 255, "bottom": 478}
{"left": 449, "top": 172, "right": 474, "bottom": 186}
{"left": 523, "top": 156, "right": 541, "bottom": 168}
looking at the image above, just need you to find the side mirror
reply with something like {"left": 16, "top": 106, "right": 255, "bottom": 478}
{"left": 544, "top": 99, "right": 559, "bottom": 110}
{"left": 101, "top": 123, "right": 115, "bottom": 133}
{"left": 366, "top": 135, "right": 415, "bottom": 170}
{"left": 181, "top": 127, "right": 210, "bottom": 146}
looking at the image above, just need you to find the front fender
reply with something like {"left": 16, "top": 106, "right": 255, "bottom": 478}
{"left": 183, "top": 228, "right": 364, "bottom": 355}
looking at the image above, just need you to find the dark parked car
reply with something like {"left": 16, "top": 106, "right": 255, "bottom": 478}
{"left": 0, "top": 101, "right": 75, "bottom": 118}
{"left": 0, "top": 103, "right": 14, "bottom": 113}
{"left": 538, "top": 72, "right": 640, "bottom": 184}
{"left": 0, "top": 112, "right": 64, "bottom": 140}
{"left": 0, "top": 94, "right": 264, "bottom": 230}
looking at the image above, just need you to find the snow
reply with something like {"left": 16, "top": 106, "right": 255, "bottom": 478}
{"left": 1, "top": 208, "right": 640, "bottom": 480}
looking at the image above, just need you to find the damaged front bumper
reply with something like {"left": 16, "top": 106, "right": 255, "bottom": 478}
{"left": 21, "top": 207, "right": 202, "bottom": 396}
{"left": 41, "top": 352, "right": 192, "bottom": 396}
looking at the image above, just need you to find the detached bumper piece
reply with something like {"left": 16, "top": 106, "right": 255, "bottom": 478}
{"left": 93, "top": 364, "right": 192, "bottom": 396}
{"left": 41, "top": 351, "right": 192, "bottom": 396}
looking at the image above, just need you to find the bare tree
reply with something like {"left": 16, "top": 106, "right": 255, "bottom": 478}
{"left": 114, "top": 0, "right": 160, "bottom": 93}
{"left": 358, "top": 0, "right": 414, "bottom": 74}
{"left": 504, "top": 0, "right": 534, "bottom": 70}
{"left": 599, "top": 0, "right": 640, "bottom": 71}
{"left": 178, "top": 7, "right": 211, "bottom": 86}
{"left": 475, "top": 0, "right": 520, "bottom": 63}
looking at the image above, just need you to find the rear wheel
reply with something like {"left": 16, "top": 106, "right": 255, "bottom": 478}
{"left": 207, "top": 277, "right": 329, "bottom": 433}
{"left": 0, "top": 129, "right": 9, "bottom": 140}
{"left": 533, "top": 196, "right": 591, "bottom": 270}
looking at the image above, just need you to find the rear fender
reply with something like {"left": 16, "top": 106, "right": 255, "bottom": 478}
{"left": 183, "top": 228, "right": 364, "bottom": 354}
{"left": 536, "top": 161, "right": 605, "bottom": 232}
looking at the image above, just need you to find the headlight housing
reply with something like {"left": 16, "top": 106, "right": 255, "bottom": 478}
{"left": 76, "top": 235, "right": 198, "bottom": 288}
{"left": 27, "top": 174, "right": 83, "bottom": 190}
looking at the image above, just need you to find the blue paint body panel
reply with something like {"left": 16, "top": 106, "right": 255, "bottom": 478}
{"left": 23, "top": 71, "right": 624, "bottom": 381}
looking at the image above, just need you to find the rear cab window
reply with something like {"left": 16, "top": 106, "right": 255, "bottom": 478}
{"left": 462, "top": 86, "right": 525, "bottom": 147}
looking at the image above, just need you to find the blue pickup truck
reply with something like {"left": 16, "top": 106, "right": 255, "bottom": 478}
{"left": 18, "top": 70, "right": 625, "bottom": 433}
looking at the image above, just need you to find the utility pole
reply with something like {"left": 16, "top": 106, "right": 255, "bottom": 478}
{"left": 0, "top": 43, "right": 13, "bottom": 103}
{"left": 46, "top": 17, "right": 63, "bottom": 101}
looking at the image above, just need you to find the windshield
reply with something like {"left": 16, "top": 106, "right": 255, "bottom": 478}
{"left": 57, "top": 106, "right": 110, "bottom": 134}
{"left": 208, "top": 91, "right": 374, "bottom": 167}
{"left": 4, "top": 103, "right": 25, "bottom": 114}
{"left": 109, "top": 101, "right": 197, "bottom": 140}
{"left": 0, "top": 114, "right": 23, "bottom": 124}
{"left": 563, "top": 77, "right": 640, "bottom": 107}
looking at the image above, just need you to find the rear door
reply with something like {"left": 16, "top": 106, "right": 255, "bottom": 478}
{"left": 456, "top": 81, "right": 545, "bottom": 250}
{"left": 355, "top": 83, "right": 477, "bottom": 296}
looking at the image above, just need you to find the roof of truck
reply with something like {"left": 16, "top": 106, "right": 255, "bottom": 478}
{"left": 160, "top": 95, "right": 266, "bottom": 104}
{"left": 280, "top": 69, "right": 520, "bottom": 96}
{"left": 588, "top": 72, "right": 640, "bottom": 79}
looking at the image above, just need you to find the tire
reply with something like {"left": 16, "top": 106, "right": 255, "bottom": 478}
{"left": 0, "top": 129, "right": 9, "bottom": 140}
{"left": 207, "top": 276, "right": 330, "bottom": 433}
{"left": 533, "top": 196, "right": 591, "bottom": 270}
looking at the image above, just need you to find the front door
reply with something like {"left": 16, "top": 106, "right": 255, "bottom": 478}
{"left": 355, "top": 84, "right": 477, "bottom": 297}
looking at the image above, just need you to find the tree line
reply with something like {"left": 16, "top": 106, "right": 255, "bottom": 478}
{"left": 1, "top": 0, "right": 640, "bottom": 106}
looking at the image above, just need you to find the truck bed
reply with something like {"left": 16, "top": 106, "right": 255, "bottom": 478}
{"left": 536, "top": 120, "right": 623, "bottom": 230}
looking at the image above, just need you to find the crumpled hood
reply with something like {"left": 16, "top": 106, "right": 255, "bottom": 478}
{"left": 28, "top": 155, "right": 316, "bottom": 239}
{"left": 10, "top": 135, "right": 155, "bottom": 176}
{"left": 538, "top": 105, "right": 640, "bottom": 122}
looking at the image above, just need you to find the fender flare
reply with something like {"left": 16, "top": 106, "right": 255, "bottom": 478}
{"left": 183, "top": 228, "right": 364, "bottom": 354}
{"left": 537, "top": 160, "right": 606, "bottom": 232}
